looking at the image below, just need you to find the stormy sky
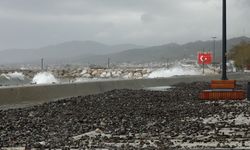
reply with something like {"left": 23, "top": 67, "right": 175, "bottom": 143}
{"left": 0, "top": 0, "right": 249, "bottom": 50}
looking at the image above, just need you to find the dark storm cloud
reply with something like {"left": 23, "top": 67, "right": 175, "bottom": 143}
{"left": 0, "top": 0, "right": 249, "bottom": 50}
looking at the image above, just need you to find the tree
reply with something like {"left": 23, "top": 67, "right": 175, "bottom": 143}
{"left": 229, "top": 42, "right": 250, "bottom": 69}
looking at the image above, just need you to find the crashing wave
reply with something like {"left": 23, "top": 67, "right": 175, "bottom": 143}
{"left": 32, "top": 72, "right": 59, "bottom": 84}
{"left": 0, "top": 72, "right": 25, "bottom": 80}
{"left": 148, "top": 66, "right": 201, "bottom": 78}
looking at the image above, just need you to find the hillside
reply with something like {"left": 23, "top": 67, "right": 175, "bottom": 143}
{"left": 0, "top": 41, "right": 144, "bottom": 64}
{"left": 76, "top": 36, "right": 250, "bottom": 64}
{"left": 0, "top": 36, "right": 249, "bottom": 65}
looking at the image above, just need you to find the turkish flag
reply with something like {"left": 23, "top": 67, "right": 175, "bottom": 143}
{"left": 198, "top": 52, "right": 212, "bottom": 64}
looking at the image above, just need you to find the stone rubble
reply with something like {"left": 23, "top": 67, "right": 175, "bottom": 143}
{"left": 0, "top": 81, "right": 250, "bottom": 149}
{"left": 0, "top": 68, "right": 153, "bottom": 81}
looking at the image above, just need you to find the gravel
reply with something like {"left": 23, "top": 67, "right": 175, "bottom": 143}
{"left": 0, "top": 81, "right": 250, "bottom": 149}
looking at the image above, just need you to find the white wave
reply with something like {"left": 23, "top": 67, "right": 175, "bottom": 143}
{"left": 74, "top": 77, "right": 107, "bottom": 83}
{"left": 7, "top": 72, "right": 25, "bottom": 80}
{"left": 32, "top": 72, "right": 58, "bottom": 84}
{"left": 148, "top": 66, "right": 201, "bottom": 78}
{"left": 0, "top": 72, "right": 25, "bottom": 80}
{"left": 74, "top": 77, "right": 92, "bottom": 83}
{"left": 0, "top": 74, "right": 10, "bottom": 80}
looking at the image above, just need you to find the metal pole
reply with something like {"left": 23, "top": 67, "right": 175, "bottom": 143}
{"left": 202, "top": 49, "right": 205, "bottom": 74}
{"left": 166, "top": 58, "right": 169, "bottom": 69}
{"left": 107, "top": 57, "right": 110, "bottom": 69}
{"left": 222, "top": 0, "right": 228, "bottom": 80}
{"left": 203, "top": 62, "right": 205, "bottom": 74}
{"left": 41, "top": 58, "right": 44, "bottom": 71}
{"left": 247, "top": 82, "right": 250, "bottom": 101}
{"left": 212, "top": 37, "right": 216, "bottom": 64}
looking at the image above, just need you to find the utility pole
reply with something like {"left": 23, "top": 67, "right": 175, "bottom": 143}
{"left": 212, "top": 37, "right": 216, "bottom": 64}
{"left": 107, "top": 57, "right": 110, "bottom": 69}
{"left": 166, "top": 58, "right": 169, "bottom": 69}
{"left": 222, "top": 0, "right": 228, "bottom": 80}
{"left": 41, "top": 58, "right": 44, "bottom": 71}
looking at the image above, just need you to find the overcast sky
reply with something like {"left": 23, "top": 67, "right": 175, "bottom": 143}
{"left": 0, "top": 0, "right": 249, "bottom": 50}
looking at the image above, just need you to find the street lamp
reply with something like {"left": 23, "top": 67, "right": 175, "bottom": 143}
{"left": 212, "top": 37, "right": 216, "bottom": 64}
{"left": 222, "top": 0, "right": 228, "bottom": 80}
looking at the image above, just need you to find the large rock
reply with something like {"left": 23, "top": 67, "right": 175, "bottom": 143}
{"left": 91, "top": 70, "right": 98, "bottom": 76}
{"left": 106, "top": 72, "right": 112, "bottom": 78}
{"left": 100, "top": 72, "right": 107, "bottom": 78}
{"left": 123, "top": 72, "right": 133, "bottom": 79}
{"left": 134, "top": 72, "right": 142, "bottom": 78}
{"left": 82, "top": 73, "right": 91, "bottom": 78}
{"left": 80, "top": 70, "right": 88, "bottom": 75}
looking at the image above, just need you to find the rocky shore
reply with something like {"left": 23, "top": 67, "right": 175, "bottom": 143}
{"left": 0, "top": 68, "right": 152, "bottom": 80}
{"left": 1, "top": 81, "right": 250, "bottom": 149}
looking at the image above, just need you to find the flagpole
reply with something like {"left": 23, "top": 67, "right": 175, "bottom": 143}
{"left": 203, "top": 49, "right": 205, "bottom": 74}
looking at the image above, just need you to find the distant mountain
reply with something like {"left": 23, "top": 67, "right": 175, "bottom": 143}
{"left": 0, "top": 37, "right": 249, "bottom": 65}
{"left": 76, "top": 36, "right": 250, "bottom": 64}
{"left": 0, "top": 41, "right": 144, "bottom": 64}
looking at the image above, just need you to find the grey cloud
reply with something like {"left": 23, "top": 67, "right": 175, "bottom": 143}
{"left": 141, "top": 13, "right": 155, "bottom": 23}
{"left": 0, "top": 0, "right": 249, "bottom": 50}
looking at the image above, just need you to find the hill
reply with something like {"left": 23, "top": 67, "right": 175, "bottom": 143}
{"left": 0, "top": 36, "right": 249, "bottom": 65}
{"left": 76, "top": 36, "right": 250, "bottom": 64}
{"left": 0, "top": 41, "right": 144, "bottom": 64}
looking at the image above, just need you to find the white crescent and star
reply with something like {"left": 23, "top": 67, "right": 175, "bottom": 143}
{"left": 199, "top": 55, "right": 208, "bottom": 62}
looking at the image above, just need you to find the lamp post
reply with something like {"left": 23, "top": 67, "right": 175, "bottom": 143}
{"left": 222, "top": 0, "right": 228, "bottom": 80}
{"left": 107, "top": 57, "right": 110, "bottom": 68}
{"left": 41, "top": 58, "right": 44, "bottom": 71}
{"left": 212, "top": 37, "right": 216, "bottom": 64}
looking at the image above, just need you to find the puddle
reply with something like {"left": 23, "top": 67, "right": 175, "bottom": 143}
{"left": 143, "top": 86, "right": 172, "bottom": 91}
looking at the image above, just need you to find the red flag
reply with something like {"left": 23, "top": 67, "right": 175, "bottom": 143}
{"left": 198, "top": 52, "right": 212, "bottom": 64}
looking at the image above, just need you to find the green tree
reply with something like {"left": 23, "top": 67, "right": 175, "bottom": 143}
{"left": 229, "top": 42, "right": 250, "bottom": 69}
